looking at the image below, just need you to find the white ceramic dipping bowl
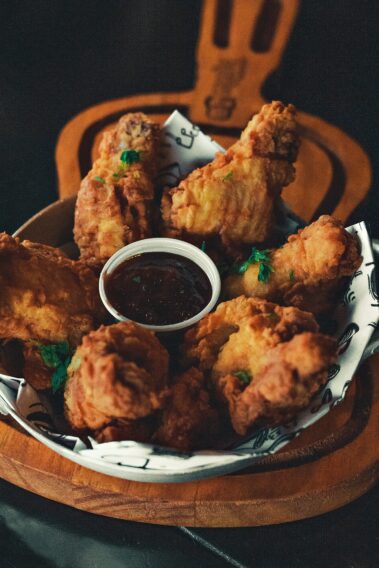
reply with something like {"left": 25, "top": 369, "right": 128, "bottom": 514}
{"left": 99, "top": 238, "right": 221, "bottom": 333}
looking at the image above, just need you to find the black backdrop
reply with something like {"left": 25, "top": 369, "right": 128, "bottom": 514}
{"left": 0, "top": 0, "right": 377, "bottom": 235}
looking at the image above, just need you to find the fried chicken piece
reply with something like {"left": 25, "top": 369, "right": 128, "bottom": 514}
{"left": 161, "top": 101, "right": 299, "bottom": 249}
{"left": 183, "top": 296, "right": 336, "bottom": 435}
{"left": 0, "top": 234, "right": 105, "bottom": 346}
{"left": 184, "top": 296, "right": 319, "bottom": 382}
{"left": 224, "top": 215, "right": 362, "bottom": 315}
{"left": 154, "top": 368, "right": 221, "bottom": 451}
{"left": 94, "top": 415, "right": 157, "bottom": 444}
{"left": 74, "top": 113, "right": 161, "bottom": 269}
{"left": 22, "top": 342, "right": 52, "bottom": 390}
{"left": 64, "top": 322, "right": 169, "bottom": 433}
{"left": 220, "top": 333, "right": 337, "bottom": 435}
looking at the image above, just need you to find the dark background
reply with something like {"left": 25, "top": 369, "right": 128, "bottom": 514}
{"left": 0, "top": 0, "right": 378, "bottom": 234}
{"left": 0, "top": 1, "right": 378, "bottom": 566}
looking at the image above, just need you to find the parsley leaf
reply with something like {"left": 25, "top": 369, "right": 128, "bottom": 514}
{"left": 258, "top": 262, "right": 274, "bottom": 283}
{"left": 93, "top": 176, "right": 105, "bottom": 184}
{"left": 289, "top": 269, "right": 295, "bottom": 281}
{"left": 37, "top": 342, "right": 72, "bottom": 393}
{"left": 132, "top": 275, "right": 141, "bottom": 284}
{"left": 120, "top": 149, "right": 141, "bottom": 165}
{"left": 222, "top": 171, "right": 233, "bottom": 181}
{"left": 230, "top": 247, "right": 274, "bottom": 283}
{"left": 234, "top": 370, "right": 252, "bottom": 385}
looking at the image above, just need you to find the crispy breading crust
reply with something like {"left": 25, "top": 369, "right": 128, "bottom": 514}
{"left": 224, "top": 215, "right": 362, "bottom": 314}
{"left": 224, "top": 215, "right": 362, "bottom": 315}
{"left": 161, "top": 101, "right": 299, "bottom": 248}
{"left": 74, "top": 113, "right": 161, "bottom": 269}
{"left": 183, "top": 296, "right": 337, "bottom": 436}
{"left": 184, "top": 296, "right": 319, "bottom": 378}
{"left": 221, "top": 333, "right": 337, "bottom": 435}
{"left": 0, "top": 233, "right": 105, "bottom": 345}
{"left": 64, "top": 322, "right": 169, "bottom": 432}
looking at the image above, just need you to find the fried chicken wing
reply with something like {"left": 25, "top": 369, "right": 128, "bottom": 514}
{"left": 224, "top": 215, "right": 362, "bottom": 315}
{"left": 161, "top": 101, "right": 299, "bottom": 249}
{"left": 220, "top": 332, "right": 336, "bottom": 435}
{"left": 0, "top": 234, "right": 105, "bottom": 345}
{"left": 183, "top": 296, "right": 336, "bottom": 435}
{"left": 64, "top": 322, "right": 169, "bottom": 433}
{"left": 154, "top": 368, "right": 221, "bottom": 451}
{"left": 74, "top": 113, "right": 161, "bottom": 269}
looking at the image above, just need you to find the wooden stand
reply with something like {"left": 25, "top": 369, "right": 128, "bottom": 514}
{"left": 2, "top": 0, "right": 376, "bottom": 527}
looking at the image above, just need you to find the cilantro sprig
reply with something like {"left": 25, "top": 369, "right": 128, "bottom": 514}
{"left": 120, "top": 149, "right": 141, "bottom": 165}
{"left": 112, "top": 149, "right": 142, "bottom": 179}
{"left": 234, "top": 370, "right": 252, "bottom": 385}
{"left": 231, "top": 247, "right": 274, "bottom": 283}
{"left": 37, "top": 341, "right": 73, "bottom": 393}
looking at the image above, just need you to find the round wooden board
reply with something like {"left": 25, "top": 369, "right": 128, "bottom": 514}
{"left": 3, "top": 196, "right": 378, "bottom": 527}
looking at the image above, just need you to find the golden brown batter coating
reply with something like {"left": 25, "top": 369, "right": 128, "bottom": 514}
{"left": 161, "top": 101, "right": 299, "bottom": 248}
{"left": 74, "top": 113, "right": 161, "bottom": 269}
{"left": 224, "top": 215, "right": 362, "bottom": 315}
{"left": 183, "top": 296, "right": 337, "bottom": 436}
{"left": 0, "top": 233, "right": 105, "bottom": 346}
{"left": 64, "top": 322, "right": 169, "bottom": 432}
{"left": 184, "top": 296, "right": 319, "bottom": 381}
{"left": 220, "top": 333, "right": 337, "bottom": 435}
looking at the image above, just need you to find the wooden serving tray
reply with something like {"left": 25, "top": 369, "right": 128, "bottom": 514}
{"left": 0, "top": 0, "right": 376, "bottom": 527}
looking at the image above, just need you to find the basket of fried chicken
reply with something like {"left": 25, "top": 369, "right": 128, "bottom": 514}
{"left": 0, "top": 102, "right": 377, "bottom": 482}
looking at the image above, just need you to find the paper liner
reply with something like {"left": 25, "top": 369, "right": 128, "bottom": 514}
{"left": 0, "top": 111, "right": 378, "bottom": 483}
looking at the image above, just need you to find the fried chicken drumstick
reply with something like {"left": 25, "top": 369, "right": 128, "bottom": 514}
{"left": 64, "top": 322, "right": 169, "bottom": 438}
{"left": 74, "top": 113, "right": 161, "bottom": 269}
{"left": 0, "top": 233, "right": 105, "bottom": 346}
{"left": 184, "top": 296, "right": 337, "bottom": 435}
{"left": 224, "top": 215, "right": 362, "bottom": 315}
{"left": 161, "top": 101, "right": 299, "bottom": 250}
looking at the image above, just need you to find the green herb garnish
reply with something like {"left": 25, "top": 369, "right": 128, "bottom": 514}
{"left": 37, "top": 341, "right": 72, "bottom": 393}
{"left": 258, "top": 262, "right": 274, "bottom": 283}
{"left": 234, "top": 370, "right": 252, "bottom": 385}
{"left": 200, "top": 240, "right": 206, "bottom": 252}
{"left": 222, "top": 171, "right": 233, "bottom": 181}
{"left": 93, "top": 176, "right": 105, "bottom": 184}
{"left": 120, "top": 149, "right": 141, "bottom": 165}
{"left": 289, "top": 269, "right": 295, "bottom": 282}
{"left": 132, "top": 276, "right": 141, "bottom": 284}
{"left": 231, "top": 247, "right": 273, "bottom": 279}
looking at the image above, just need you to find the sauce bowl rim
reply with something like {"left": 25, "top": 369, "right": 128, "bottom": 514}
{"left": 99, "top": 237, "right": 221, "bottom": 332}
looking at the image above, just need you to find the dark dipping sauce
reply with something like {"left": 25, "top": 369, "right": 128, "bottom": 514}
{"left": 104, "top": 252, "right": 212, "bottom": 326}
